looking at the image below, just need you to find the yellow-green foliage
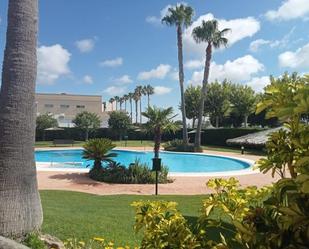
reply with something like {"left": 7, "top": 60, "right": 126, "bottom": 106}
{"left": 131, "top": 201, "right": 199, "bottom": 249}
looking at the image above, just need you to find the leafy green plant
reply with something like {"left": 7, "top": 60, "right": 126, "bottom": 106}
{"left": 163, "top": 139, "right": 195, "bottom": 152}
{"left": 89, "top": 159, "right": 171, "bottom": 184}
{"left": 23, "top": 233, "right": 47, "bottom": 249}
{"left": 73, "top": 111, "right": 101, "bottom": 140}
{"left": 83, "top": 138, "right": 117, "bottom": 174}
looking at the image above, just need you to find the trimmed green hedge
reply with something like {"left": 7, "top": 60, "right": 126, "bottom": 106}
{"left": 36, "top": 127, "right": 262, "bottom": 147}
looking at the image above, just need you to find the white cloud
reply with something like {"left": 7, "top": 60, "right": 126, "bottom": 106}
{"left": 184, "top": 59, "right": 204, "bottom": 69}
{"left": 146, "top": 4, "right": 175, "bottom": 25}
{"left": 154, "top": 86, "right": 172, "bottom": 95}
{"left": 279, "top": 42, "right": 309, "bottom": 68}
{"left": 249, "top": 39, "right": 271, "bottom": 52}
{"left": 265, "top": 0, "right": 309, "bottom": 21}
{"left": 246, "top": 76, "right": 270, "bottom": 92}
{"left": 112, "top": 75, "right": 133, "bottom": 85}
{"left": 37, "top": 44, "right": 71, "bottom": 84}
{"left": 184, "top": 13, "right": 260, "bottom": 55}
{"left": 83, "top": 75, "right": 93, "bottom": 84}
{"left": 188, "top": 55, "right": 264, "bottom": 85}
{"left": 99, "top": 57, "right": 123, "bottom": 67}
{"left": 169, "top": 70, "right": 179, "bottom": 81}
{"left": 103, "top": 86, "right": 126, "bottom": 96}
{"left": 138, "top": 64, "right": 171, "bottom": 80}
{"left": 75, "top": 38, "right": 95, "bottom": 53}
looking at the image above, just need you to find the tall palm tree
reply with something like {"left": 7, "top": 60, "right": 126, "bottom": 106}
{"left": 135, "top": 86, "right": 144, "bottom": 124}
{"left": 119, "top": 97, "right": 124, "bottom": 110}
{"left": 143, "top": 84, "right": 155, "bottom": 108}
{"left": 142, "top": 106, "right": 179, "bottom": 159}
{"left": 123, "top": 94, "right": 129, "bottom": 112}
{"left": 128, "top": 92, "right": 134, "bottom": 123}
{"left": 133, "top": 91, "right": 140, "bottom": 124}
{"left": 192, "top": 20, "right": 230, "bottom": 150}
{"left": 114, "top": 96, "right": 120, "bottom": 111}
{"left": 0, "top": 0, "right": 43, "bottom": 236}
{"left": 162, "top": 3, "right": 194, "bottom": 146}
{"left": 109, "top": 97, "right": 115, "bottom": 111}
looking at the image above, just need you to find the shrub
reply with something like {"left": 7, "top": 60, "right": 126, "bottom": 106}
{"left": 23, "top": 233, "right": 47, "bottom": 249}
{"left": 163, "top": 139, "right": 196, "bottom": 152}
{"left": 89, "top": 160, "right": 171, "bottom": 184}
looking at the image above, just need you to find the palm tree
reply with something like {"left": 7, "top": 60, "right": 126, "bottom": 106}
{"left": 143, "top": 85, "right": 155, "bottom": 108}
{"left": 142, "top": 106, "right": 179, "bottom": 158}
{"left": 0, "top": 0, "right": 43, "bottom": 236}
{"left": 162, "top": 3, "right": 194, "bottom": 146}
{"left": 83, "top": 138, "right": 117, "bottom": 171}
{"left": 128, "top": 92, "right": 134, "bottom": 123}
{"left": 114, "top": 96, "right": 120, "bottom": 111}
{"left": 133, "top": 91, "right": 140, "bottom": 124}
{"left": 192, "top": 20, "right": 230, "bottom": 150}
{"left": 109, "top": 97, "right": 115, "bottom": 111}
{"left": 135, "top": 86, "right": 144, "bottom": 124}
{"left": 123, "top": 94, "right": 129, "bottom": 112}
{"left": 119, "top": 97, "right": 124, "bottom": 110}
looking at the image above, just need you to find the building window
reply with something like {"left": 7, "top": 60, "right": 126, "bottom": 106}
{"left": 60, "top": 104, "right": 70, "bottom": 108}
{"left": 76, "top": 105, "right": 85, "bottom": 109}
{"left": 44, "top": 104, "right": 54, "bottom": 108}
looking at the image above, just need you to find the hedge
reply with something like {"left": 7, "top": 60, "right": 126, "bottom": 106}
{"left": 36, "top": 127, "right": 262, "bottom": 147}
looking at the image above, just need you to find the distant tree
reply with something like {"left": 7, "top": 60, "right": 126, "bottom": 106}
{"left": 108, "top": 111, "right": 131, "bottom": 140}
{"left": 162, "top": 3, "right": 194, "bottom": 146}
{"left": 143, "top": 84, "right": 155, "bottom": 108}
{"left": 109, "top": 97, "right": 115, "bottom": 111}
{"left": 135, "top": 85, "right": 144, "bottom": 124}
{"left": 229, "top": 84, "right": 256, "bottom": 127}
{"left": 142, "top": 106, "right": 179, "bottom": 158}
{"left": 128, "top": 92, "right": 134, "bottom": 123}
{"left": 204, "top": 81, "right": 231, "bottom": 128}
{"left": 183, "top": 85, "right": 201, "bottom": 128}
{"left": 73, "top": 111, "right": 101, "bottom": 140}
{"left": 133, "top": 91, "right": 139, "bottom": 124}
{"left": 192, "top": 19, "right": 230, "bottom": 149}
{"left": 123, "top": 94, "right": 129, "bottom": 112}
{"left": 119, "top": 96, "right": 124, "bottom": 110}
{"left": 36, "top": 113, "right": 58, "bottom": 131}
{"left": 114, "top": 96, "right": 120, "bottom": 111}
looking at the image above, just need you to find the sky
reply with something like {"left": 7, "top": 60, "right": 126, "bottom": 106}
{"left": 0, "top": 0, "right": 309, "bottom": 110}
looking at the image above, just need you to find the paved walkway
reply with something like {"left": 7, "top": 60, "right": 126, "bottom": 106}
{"left": 37, "top": 147, "right": 279, "bottom": 195}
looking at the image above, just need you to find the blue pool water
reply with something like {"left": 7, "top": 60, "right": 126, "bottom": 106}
{"left": 35, "top": 149, "right": 250, "bottom": 173}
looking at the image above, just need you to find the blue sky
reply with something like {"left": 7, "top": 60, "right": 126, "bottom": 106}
{"left": 0, "top": 0, "right": 309, "bottom": 110}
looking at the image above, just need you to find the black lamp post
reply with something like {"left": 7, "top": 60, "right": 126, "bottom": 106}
{"left": 152, "top": 157, "right": 162, "bottom": 195}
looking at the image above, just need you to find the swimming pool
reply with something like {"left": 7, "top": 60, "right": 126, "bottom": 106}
{"left": 35, "top": 149, "right": 252, "bottom": 173}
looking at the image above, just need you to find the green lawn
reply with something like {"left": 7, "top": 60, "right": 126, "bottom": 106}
{"left": 41, "top": 190, "right": 205, "bottom": 247}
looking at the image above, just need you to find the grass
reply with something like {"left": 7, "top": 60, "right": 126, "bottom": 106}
{"left": 41, "top": 190, "right": 205, "bottom": 247}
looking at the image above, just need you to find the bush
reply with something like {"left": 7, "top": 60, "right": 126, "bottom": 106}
{"left": 23, "top": 233, "right": 47, "bottom": 249}
{"left": 163, "top": 139, "right": 196, "bottom": 152}
{"left": 89, "top": 160, "right": 171, "bottom": 184}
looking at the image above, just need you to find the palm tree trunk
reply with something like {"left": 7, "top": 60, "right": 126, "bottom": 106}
{"left": 154, "top": 127, "right": 161, "bottom": 158}
{"left": 177, "top": 25, "right": 189, "bottom": 145}
{"left": 130, "top": 99, "right": 133, "bottom": 123}
{"left": 135, "top": 100, "right": 138, "bottom": 124}
{"left": 125, "top": 100, "right": 127, "bottom": 112}
{"left": 244, "top": 115, "right": 248, "bottom": 128}
{"left": 115, "top": 101, "right": 118, "bottom": 111}
{"left": 0, "top": 0, "right": 43, "bottom": 237}
{"left": 195, "top": 43, "right": 212, "bottom": 150}
{"left": 192, "top": 118, "right": 196, "bottom": 128}
{"left": 139, "top": 98, "right": 142, "bottom": 124}
{"left": 147, "top": 94, "right": 150, "bottom": 108}
{"left": 215, "top": 116, "right": 219, "bottom": 128}
{"left": 85, "top": 129, "right": 89, "bottom": 141}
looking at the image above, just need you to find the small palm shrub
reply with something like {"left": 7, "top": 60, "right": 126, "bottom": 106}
{"left": 90, "top": 159, "right": 171, "bottom": 184}
{"left": 163, "top": 139, "right": 196, "bottom": 152}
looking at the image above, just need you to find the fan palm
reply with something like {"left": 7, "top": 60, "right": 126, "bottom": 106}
{"left": 142, "top": 106, "right": 180, "bottom": 158}
{"left": 133, "top": 91, "right": 140, "bottom": 124}
{"left": 83, "top": 138, "right": 117, "bottom": 170}
{"left": 192, "top": 19, "right": 230, "bottom": 150}
{"left": 123, "top": 94, "right": 129, "bottom": 112}
{"left": 162, "top": 3, "right": 194, "bottom": 146}
{"left": 128, "top": 92, "right": 134, "bottom": 122}
{"left": 114, "top": 96, "right": 120, "bottom": 111}
{"left": 0, "top": 0, "right": 43, "bottom": 236}
{"left": 135, "top": 86, "right": 144, "bottom": 124}
{"left": 119, "top": 97, "right": 124, "bottom": 110}
{"left": 143, "top": 85, "right": 155, "bottom": 108}
{"left": 109, "top": 97, "right": 115, "bottom": 111}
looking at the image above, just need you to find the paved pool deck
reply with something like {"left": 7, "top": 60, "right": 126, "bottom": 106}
{"left": 37, "top": 146, "right": 279, "bottom": 195}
